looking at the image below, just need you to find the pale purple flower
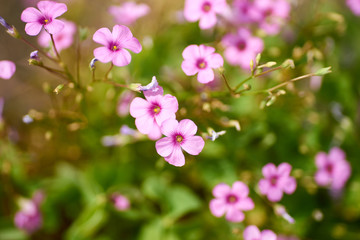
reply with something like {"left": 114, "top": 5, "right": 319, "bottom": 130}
{"left": 181, "top": 44, "right": 224, "bottom": 84}
{"left": 14, "top": 192, "right": 44, "bottom": 234}
{"left": 21, "top": 1, "right": 67, "bottom": 36}
{"left": 315, "top": 147, "right": 351, "bottom": 190}
{"left": 138, "top": 76, "right": 162, "bottom": 94}
{"left": 112, "top": 193, "right": 130, "bottom": 211}
{"left": 30, "top": 50, "right": 40, "bottom": 60}
{"left": 252, "top": 0, "right": 290, "bottom": 35}
{"left": 222, "top": 28, "right": 263, "bottom": 70}
{"left": 347, "top": 0, "right": 360, "bottom": 15}
{"left": 93, "top": 25, "right": 142, "bottom": 67}
{"left": 38, "top": 19, "right": 76, "bottom": 52}
{"left": 209, "top": 181, "right": 254, "bottom": 222}
{"left": 258, "top": 162, "right": 297, "bottom": 202}
{"left": 243, "top": 225, "right": 277, "bottom": 240}
{"left": 0, "top": 60, "right": 16, "bottom": 80}
{"left": 156, "top": 119, "right": 205, "bottom": 167}
{"left": 184, "top": 0, "right": 227, "bottom": 29}
{"left": 109, "top": 1, "right": 150, "bottom": 25}
{"left": 129, "top": 91, "right": 178, "bottom": 140}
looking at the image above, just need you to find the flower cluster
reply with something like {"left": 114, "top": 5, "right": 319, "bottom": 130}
{"left": 130, "top": 77, "right": 205, "bottom": 167}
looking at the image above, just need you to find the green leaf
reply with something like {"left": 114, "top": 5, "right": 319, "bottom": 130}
{"left": 138, "top": 218, "right": 164, "bottom": 240}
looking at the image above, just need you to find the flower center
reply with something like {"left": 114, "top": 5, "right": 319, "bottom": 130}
{"left": 202, "top": 2, "right": 212, "bottom": 12}
{"left": 226, "top": 194, "right": 238, "bottom": 204}
{"left": 237, "top": 40, "right": 246, "bottom": 50}
{"left": 41, "top": 17, "right": 51, "bottom": 25}
{"left": 197, "top": 59, "right": 207, "bottom": 69}
{"left": 111, "top": 45, "right": 119, "bottom": 51}
{"left": 264, "top": 9, "right": 273, "bottom": 17}
{"left": 325, "top": 164, "right": 333, "bottom": 174}
{"left": 153, "top": 105, "right": 160, "bottom": 114}
{"left": 270, "top": 176, "right": 278, "bottom": 186}
{"left": 176, "top": 135, "right": 183, "bottom": 143}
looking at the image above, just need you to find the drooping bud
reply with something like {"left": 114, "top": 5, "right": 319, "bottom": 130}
{"left": 89, "top": 58, "right": 98, "bottom": 70}
{"left": 0, "top": 16, "right": 20, "bottom": 38}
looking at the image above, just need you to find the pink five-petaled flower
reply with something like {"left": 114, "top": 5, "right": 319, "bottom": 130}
{"left": 38, "top": 19, "right": 76, "bottom": 52}
{"left": 243, "top": 225, "right": 277, "bottom": 240}
{"left": 209, "top": 181, "right": 254, "bottom": 222}
{"left": 315, "top": 147, "right": 351, "bottom": 190}
{"left": 258, "top": 162, "right": 296, "bottom": 202}
{"left": 222, "top": 28, "right": 263, "bottom": 70}
{"left": 93, "top": 25, "right": 142, "bottom": 67}
{"left": 109, "top": 1, "right": 150, "bottom": 25}
{"left": 21, "top": 1, "right": 67, "bottom": 36}
{"left": 129, "top": 90, "right": 178, "bottom": 140}
{"left": 0, "top": 60, "right": 16, "bottom": 80}
{"left": 184, "top": 0, "right": 227, "bottom": 29}
{"left": 155, "top": 119, "right": 205, "bottom": 167}
{"left": 181, "top": 44, "right": 224, "bottom": 84}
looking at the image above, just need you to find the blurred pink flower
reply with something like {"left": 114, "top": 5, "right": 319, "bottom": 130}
{"left": 347, "top": 0, "right": 360, "bottom": 15}
{"left": 117, "top": 91, "right": 135, "bottom": 117}
{"left": 112, "top": 193, "right": 130, "bottom": 211}
{"left": 222, "top": 28, "right": 263, "bottom": 70}
{"left": 258, "top": 162, "right": 297, "bottom": 202}
{"left": 277, "top": 235, "right": 300, "bottom": 240}
{"left": 315, "top": 147, "right": 351, "bottom": 190}
{"left": 93, "top": 25, "right": 142, "bottom": 67}
{"left": 14, "top": 192, "right": 44, "bottom": 234}
{"left": 232, "top": 0, "right": 258, "bottom": 24}
{"left": 38, "top": 19, "right": 75, "bottom": 52}
{"left": 21, "top": 1, "right": 67, "bottom": 36}
{"left": 129, "top": 90, "right": 178, "bottom": 140}
{"left": 0, "top": 60, "right": 16, "bottom": 80}
{"left": 181, "top": 44, "right": 223, "bottom": 84}
{"left": 252, "top": 0, "right": 290, "bottom": 35}
{"left": 184, "top": 0, "right": 227, "bottom": 29}
{"left": 243, "top": 225, "right": 277, "bottom": 240}
{"left": 209, "top": 181, "right": 254, "bottom": 222}
{"left": 109, "top": 1, "right": 150, "bottom": 25}
{"left": 156, "top": 119, "right": 205, "bottom": 167}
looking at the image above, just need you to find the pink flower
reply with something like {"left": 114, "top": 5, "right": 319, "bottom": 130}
{"left": 315, "top": 147, "right": 351, "bottom": 190}
{"left": 0, "top": 60, "right": 16, "bottom": 80}
{"left": 129, "top": 90, "right": 178, "bottom": 140}
{"left": 155, "top": 119, "right": 205, "bottom": 167}
{"left": 181, "top": 44, "right": 224, "bottom": 84}
{"left": 93, "top": 25, "right": 142, "bottom": 67}
{"left": 112, "top": 193, "right": 130, "bottom": 211}
{"left": 37, "top": 19, "right": 75, "bottom": 52}
{"left": 21, "top": 1, "right": 67, "bottom": 36}
{"left": 347, "top": 0, "right": 360, "bottom": 15}
{"left": 109, "top": 1, "right": 150, "bottom": 25}
{"left": 209, "top": 181, "right": 254, "bottom": 222}
{"left": 243, "top": 225, "right": 277, "bottom": 240}
{"left": 232, "top": 0, "right": 259, "bottom": 24}
{"left": 258, "top": 162, "right": 297, "bottom": 202}
{"left": 252, "top": 0, "right": 290, "bottom": 35}
{"left": 222, "top": 28, "right": 263, "bottom": 70}
{"left": 14, "top": 192, "right": 44, "bottom": 234}
{"left": 117, "top": 91, "right": 135, "bottom": 117}
{"left": 184, "top": 0, "right": 227, "bottom": 29}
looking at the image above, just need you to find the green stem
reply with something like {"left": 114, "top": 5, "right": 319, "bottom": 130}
{"left": 50, "top": 34, "right": 61, "bottom": 62}
{"left": 104, "top": 63, "right": 114, "bottom": 81}
{"left": 20, "top": 37, "right": 58, "bottom": 63}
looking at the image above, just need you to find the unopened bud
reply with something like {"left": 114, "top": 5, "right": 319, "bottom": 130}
{"left": 257, "top": 61, "right": 277, "bottom": 69}
{"left": 128, "top": 83, "right": 141, "bottom": 92}
{"left": 281, "top": 59, "right": 295, "bottom": 69}
{"left": 89, "top": 58, "right": 98, "bottom": 70}
{"left": 314, "top": 66, "right": 332, "bottom": 76}
{"left": 0, "top": 16, "right": 19, "bottom": 38}
{"left": 53, "top": 84, "right": 64, "bottom": 94}
{"left": 255, "top": 53, "right": 261, "bottom": 65}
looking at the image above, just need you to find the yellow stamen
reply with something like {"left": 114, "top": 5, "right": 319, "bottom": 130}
{"left": 153, "top": 106, "right": 160, "bottom": 113}
{"left": 112, "top": 46, "right": 118, "bottom": 51}
{"left": 176, "top": 135, "right": 183, "bottom": 143}
{"left": 44, "top": 19, "right": 48, "bottom": 23}
{"left": 198, "top": 62, "right": 206, "bottom": 69}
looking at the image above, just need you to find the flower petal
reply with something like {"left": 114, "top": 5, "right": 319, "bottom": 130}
{"left": 243, "top": 225, "right": 261, "bottom": 240}
{"left": 181, "top": 59, "right": 198, "bottom": 76}
{"left": 122, "top": 37, "right": 142, "bottom": 53}
{"left": 94, "top": 47, "right": 114, "bottom": 63}
{"left": 277, "top": 162, "right": 292, "bottom": 177}
{"left": 25, "top": 22, "right": 43, "bottom": 36}
{"left": 260, "top": 230, "right": 277, "bottom": 240}
{"left": 232, "top": 181, "right": 249, "bottom": 198}
{"left": 112, "top": 25, "right": 133, "bottom": 43}
{"left": 282, "top": 176, "right": 297, "bottom": 194}
{"left": 258, "top": 179, "right": 270, "bottom": 195}
{"left": 178, "top": 119, "right": 197, "bottom": 137}
{"left": 135, "top": 115, "right": 154, "bottom": 134}
{"left": 160, "top": 119, "right": 179, "bottom": 137}
{"left": 262, "top": 163, "right": 277, "bottom": 178}
{"left": 212, "top": 183, "right": 231, "bottom": 198}
{"left": 314, "top": 170, "right": 331, "bottom": 186}
{"left": 164, "top": 145, "right": 185, "bottom": 167}
{"left": 236, "top": 197, "right": 254, "bottom": 211}
{"left": 47, "top": 2, "right": 67, "bottom": 18}
{"left": 44, "top": 19, "right": 64, "bottom": 35}
{"left": 0, "top": 60, "right": 16, "bottom": 80}
{"left": 197, "top": 68, "right": 214, "bottom": 84}
{"left": 182, "top": 45, "right": 200, "bottom": 60}
{"left": 156, "top": 136, "right": 175, "bottom": 157}
{"left": 198, "top": 44, "right": 215, "bottom": 57}
{"left": 199, "top": 12, "right": 217, "bottom": 29}
{"left": 129, "top": 97, "right": 152, "bottom": 118}
{"left": 209, "top": 198, "right": 227, "bottom": 217}
{"left": 21, "top": 7, "right": 42, "bottom": 23}
{"left": 112, "top": 49, "right": 131, "bottom": 67}
{"left": 225, "top": 207, "right": 244, "bottom": 222}
{"left": 93, "top": 27, "right": 113, "bottom": 46}
{"left": 207, "top": 53, "right": 223, "bottom": 68}
{"left": 147, "top": 124, "right": 162, "bottom": 140}
{"left": 181, "top": 136, "right": 205, "bottom": 155}
{"left": 267, "top": 186, "right": 283, "bottom": 202}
